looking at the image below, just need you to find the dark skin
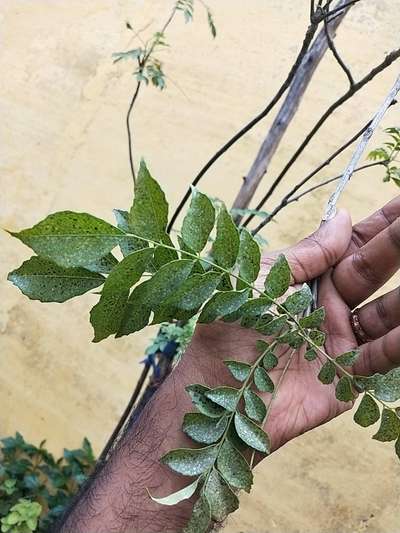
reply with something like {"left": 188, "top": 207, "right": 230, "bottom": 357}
{"left": 58, "top": 197, "right": 400, "bottom": 533}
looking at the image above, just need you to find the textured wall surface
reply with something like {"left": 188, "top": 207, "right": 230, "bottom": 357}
{"left": 1, "top": 1, "right": 400, "bottom": 531}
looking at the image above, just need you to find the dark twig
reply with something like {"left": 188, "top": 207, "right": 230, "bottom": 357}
{"left": 245, "top": 47, "right": 400, "bottom": 230}
{"left": 324, "top": 16, "right": 354, "bottom": 87}
{"left": 327, "top": 0, "right": 361, "bottom": 18}
{"left": 127, "top": 81, "right": 142, "bottom": 184}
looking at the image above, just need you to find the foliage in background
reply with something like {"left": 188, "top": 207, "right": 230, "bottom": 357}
{"left": 0, "top": 434, "right": 95, "bottom": 532}
{"left": 368, "top": 127, "right": 400, "bottom": 187}
{"left": 146, "top": 318, "right": 197, "bottom": 362}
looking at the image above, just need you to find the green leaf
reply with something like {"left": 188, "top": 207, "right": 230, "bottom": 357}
{"left": 225, "top": 361, "right": 251, "bottom": 382}
{"left": 263, "top": 351, "right": 279, "bottom": 370}
{"left": 335, "top": 376, "right": 356, "bottom": 402}
{"left": 256, "top": 315, "right": 287, "bottom": 335}
{"left": 150, "top": 478, "right": 200, "bottom": 506}
{"left": 84, "top": 253, "right": 119, "bottom": 274}
{"left": 277, "top": 330, "right": 305, "bottom": 349}
{"left": 116, "top": 281, "right": 151, "bottom": 337}
{"left": 308, "top": 330, "right": 326, "bottom": 347}
{"left": 284, "top": 284, "right": 313, "bottom": 315}
{"left": 181, "top": 189, "right": 215, "bottom": 253}
{"left": 153, "top": 233, "right": 179, "bottom": 269}
{"left": 318, "top": 361, "right": 336, "bottom": 384}
{"left": 217, "top": 440, "right": 253, "bottom": 492}
{"left": 204, "top": 469, "right": 239, "bottom": 522}
{"left": 244, "top": 389, "right": 267, "bottom": 423}
{"left": 161, "top": 445, "right": 218, "bottom": 476}
{"left": 143, "top": 259, "right": 194, "bottom": 310}
{"left": 10, "top": 211, "right": 123, "bottom": 268}
{"left": 183, "top": 495, "right": 211, "bottom": 533}
{"left": 90, "top": 248, "right": 153, "bottom": 342}
{"left": 299, "top": 307, "right": 325, "bottom": 328}
{"left": 212, "top": 204, "right": 240, "bottom": 269}
{"left": 395, "top": 436, "right": 400, "bottom": 460}
{"left": 7, "top": 256, "right": 105, "bottom": 303}
{"left": 354, "top": 394, "right": 380, "bottom": 427}
{"left": 205, "top": 387, "right": 240, "bottom": 411}
{"left": 304, "top": 348, "right": 318, "bottom": 362}
{"left": 186, "top": 384, "right": 226, "bottom": 418}
{"left": 182, "top": 414, "right": 228, "bottom": 444}
{"left": 372, "top": 409, "right": 400, "bottom": 442}
{"left": 369, "top": 368, "right": 400, "bottom": 402}
{"left": 152, "top": 272, "right": 221, "bottom": 323}
{"left": 198, "top": 289, "right": 249, "bottom": 323}
{"left": 254, "top": 367, "right": 274, "bottom": 393}
{"left": 234, "top": 413, "right": 270, "bottom": 453}
{"left": 264, "top": 254, "right": 291, "bottom": 298}
{"left": 113, "top": 208, "right": 145, "bottom": 257}
{"left": 236, "top": 228, "right": 261, "bottom": 290}
{"left": 336, "top": 350, "right": 360, "bottom": 367}
{"left": 129, "top": 160, "right": 169, "bottom": 240}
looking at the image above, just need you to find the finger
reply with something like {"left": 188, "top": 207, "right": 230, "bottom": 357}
{"left": 353, "top": 325, "right": 400, "bottom": 376}
{"left": 345, "top": 195, "right": 400, "bottom": 257}
{"left": 260, "top": 209, "right": 352, "bottom": 284}
{"left": 333, "top": 215, "right": 400, "bottom": 308}
{"left": 355, "top": 287, "right": 400, "bottom": 340}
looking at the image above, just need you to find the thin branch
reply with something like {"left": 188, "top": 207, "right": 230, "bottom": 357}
{"left": 327, "top": 0, "right": 361, "bottom": 18}
{"left": 166, "top": 20, "right": 320, "bottom": 233}
{"left": 245, "top": 47, "right": 400, "bottom": 230}
{"left": 324, "top": 16, "right": 354, "bottom": 87}
{"left": 127, "top": 81, "right": 142, "bottom": 184}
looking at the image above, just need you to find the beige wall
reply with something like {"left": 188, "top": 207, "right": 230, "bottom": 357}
{"left": 1, "top": 1, "right": 400, "bottom": 531}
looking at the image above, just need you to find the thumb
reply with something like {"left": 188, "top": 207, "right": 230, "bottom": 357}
{"left": 260, "top": 209, "right": 352, "bottom": 284}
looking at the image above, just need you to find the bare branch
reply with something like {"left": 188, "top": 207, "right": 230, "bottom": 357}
{"left": 324, "top": 16, "right": 354, "bottom": 87}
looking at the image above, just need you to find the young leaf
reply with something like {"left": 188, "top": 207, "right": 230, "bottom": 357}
{"left": 212, "top": 204, "right": 240, "bottom": 269}
{"left": 7, "top": 256, "right": 105, "bottom": 303}
{"left": 236, "top": 228, "right": 261, "bottom": 290}
{"left": 244, "top": 389, "right": 267, "bottom": 423}
{"left": 299, "top": 307, "right": 325, "bottom": 328}
{"left": 181, "top": 189, "right": 215, "bottom": 253}
{"left": 204, "top": 469, "right": 239, "bottom": 522}
{"left": 116, "top": 281, "right": 152, "bottom": 337}
{"left": 234, "top": 413, "right": 270, "bottom": 453}
{"left": 198, "top": 289, "right": 249, "bottom": 323}
{"left": 10, "top": 212, "right": 123, "bottom": 268}
{"left": 205, "top": 387, "right": 240, "bottom": 411}
{"left": 353, "top": 394, "right": 380, "bottom": 427}
{"left": 90, "top": 248, "right": 153, "bottom": 342}
{"left": 149, "top": 478, "right": 200, "bottom": 506}
{"left": 336, "top": 350, "right": 360, "bottom": 367}
{"left": 335, "top": 376, "right": 356, "bottom": 402}
{"left": 129, "top": 160, "right": 169, "bottom": 241}
{"left": 254, "top": 367, "right": 274, "bottom": 393}
{"left": 284, "top": 284, "right": 313, "bottom": 315}
{"left": 217, "top": 440, "right": 253, "bottom": 492}
{"left": 225, "top": 361, "right": 251, "bottom": 382}
{"left": 186, "top": 384, "right": 226, "bottom": 418}
{"left": 161, "top": 446, "right": 218, "bottom": 476}
{"left": 182, "top": 414, "right": 228, "bottom": 445}
{"left": 318, "top": 361, "right": 336, "bottom": 384}
{"left": 183, "top": 495, "right": 211, "bottom": 533}
{"left": 372, "top": 409, "right": 400, "bottom": 442}
{"left": 264, "top": 254, "right": 291, "bottom": 298}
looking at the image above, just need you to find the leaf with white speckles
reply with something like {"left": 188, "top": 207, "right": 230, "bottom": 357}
{"left": 243, "top": 389, "right": 267, "bottom": 423}
{"left": 225, "top": 361, "right": 251, "bottom": 382}
{"left": 354, "top": 394, "right": 380, "bottom": 427}
{"left": 161, "top": 445, "right": 218, "bottom": 476}
{"left": 264, "top": 254, "right": 291, "bottom": 298}
{"left": 204, "top": 469, "right": 239, "bottom": 522}
{"left": 254, "top": 367, "right": 274, "bottom": 393}
{"left": 205, "top": 387, "right": 240, "bottom": 411}
{"left": 183, "top": 495, "right": 211, "bottom": 533}
{"left": 217, "top": 440, "right": 253, "bottom": 492}
{"left": 284, "top": 283, "right": 313, "bottom": 315}
{"left": 234, "top": 413, "right": 270, "bottom": 453}
{"left": 186, "top": 385, "right": 226, "bottom": 418}
{"left": 373, "top": 409, "right": 400, "bottom": 442}
{"left": 212, "top": 204, "right": 240, "bottom": 269}
{"left": 181, "top": 188, "right": 215, "bottom": 253}
{"left": 183, "top": 413, "right": 228, "bottom": 444}
{"left": 236, "top": 228, "right": 261, "bottom": 290}
{"left": 198, "top": 289, "right": 249, "bottom": 323}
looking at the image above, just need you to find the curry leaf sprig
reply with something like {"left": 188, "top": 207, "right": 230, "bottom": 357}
{"left": 7, "top": 160, "right": 400, "bottom": 533}
{"left": 368, "top": 126, "right": 400, "bottom": 187}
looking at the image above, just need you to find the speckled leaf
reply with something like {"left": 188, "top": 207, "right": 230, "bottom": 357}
{"left": 256, "top": 315, "right": 287, "bottom": 336}
{"left": 206, "top": 387, "right": 240, "bottom": 412}
{"left": 152, "top": 272, "right": 221, "bottom": 323}
{"left": 299, "top": 307, "right": 325, "bottom": 328}
{"left": 217, "top": 440, "right": 253, "bottom": 492}
{"left": 263, "top": 351, "right": 279, "bottom": 370}
{"left": 161, "top": 445, "right": 218, "bottom": 476}
{"left": 318, "top": 361, "right": 336, "bottom": 384}
{"left": 143, "top": 259, "right": 194, "bottom": 310}
{"left": 225, "top": 361, "right": 251, "bottom": 382}
{"left": 373, "top": 409, "right": 400, "bottom": 442}
{"left": 84, "top": 253, "right": 119, "bottom": 274}
{"left": 277, "top": 330, "right": 305, "bottom": 349}
{"left": 113, "top": 208, "right": 146, "bottom": 257}
{"left": 212, "top": 204, "right": 240, "bottom": 269}
{"left": 308, "top": 330, "right": 326, "bottom": 347}
{"left": 183, "top": 495, "right": 211, "bottom": 533}
{"left": 8, "top": 256, "right": 105, "bottom": 303}
{"left": 204, "top": 469, "right": 239, "bottom": 522}
{"left": 10, "top": 211, "right": 124, "bottom": 268}
{"left": 354, "top": 394, "right": 380, "bottom": 427}
{"left": 183, "top": 414, "right": 228, "bottom": 444}
{"left": 234, "top": 413, "right": 270, "bottom": 453}
{"left": 244, "top": 389, "right": 267, "bottom": 423}
{"left": 236, "top": 228, "right": 261, "bottom": 290}
{"left": 181, "top": 189, "right": 215, "bottom": 253}
{"left": 264, "top": 254, "right": 291, "bottom": 298}
{"left": 90, "top": 248, "right": 153, "bottom": 342}
{"left": 150, "top": 478, "right": 201, "bottom": 506}
{"left": 304, "top": 348, "right": 318, "bottom": 362}
{"left": 116, "top": 281, "right": 151, "bottom": 337}
{"left": 335, "top": 376, "right": 356, "bottom": 402}
{"left": 336, "top": 350, "right": 360, "bottom": 367}
{"left": 198, "top": 289, "right": 249, "bottom": 323}
{"left": 129, "top": 160, "right": 169, "bottom": 240}
{"left": 153, "top": 233, "right": 179, "bottom": 269}
{"left": 369, "top": 368, "right": 400, "bottom": 402}
{"left": 284, "top": 284, "right": 313, "bottom": 315}
{"left": 239, "top": 297, "right": 271, "bottom": 317}
{"left": 254, "top": 367, "right": 274, "bottom": 393}
{"left": 186, "top": 384, "right": 226, "bottom": 418}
